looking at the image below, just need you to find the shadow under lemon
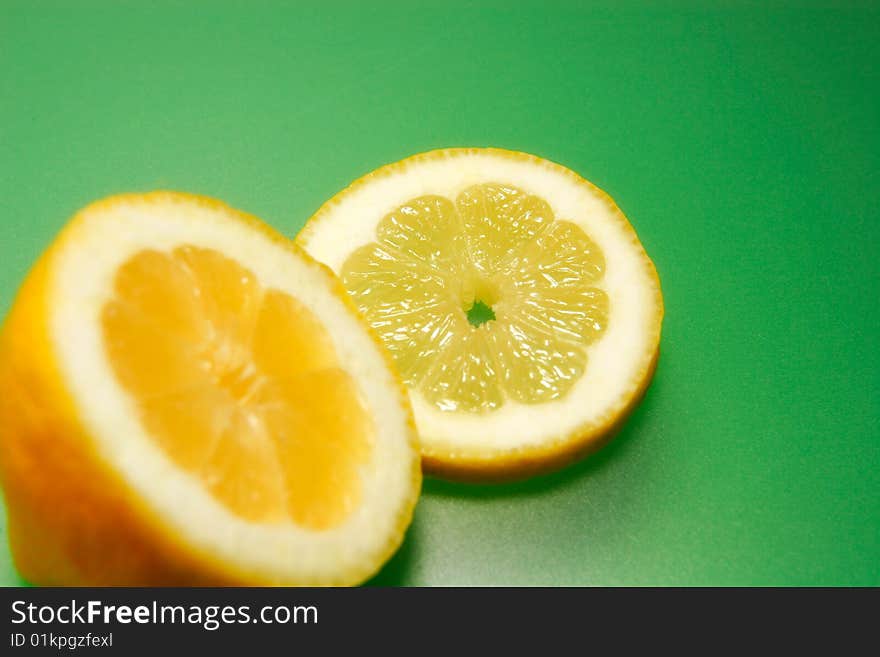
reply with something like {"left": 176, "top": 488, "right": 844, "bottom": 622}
{"left": 366, "top": 363, "right": 663, "bottom": 585}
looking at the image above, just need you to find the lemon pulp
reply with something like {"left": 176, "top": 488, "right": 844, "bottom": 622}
{"left": 340, "top": 182, "right": 609, "bottom": 413}
{"left": 101, "top": 245, "right": 373, "bottom": 530}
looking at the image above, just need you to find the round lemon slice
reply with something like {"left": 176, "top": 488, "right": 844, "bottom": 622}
{"left": 0, "top": 192, "right": 420, "bottom": 585}
{"left": 298, "top": 148, "right": 663, "bottom": 482}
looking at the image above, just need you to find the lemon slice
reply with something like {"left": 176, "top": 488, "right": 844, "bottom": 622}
{"left": 0, "top": 192, "right": 420, "bottom": 585}
{"left": 298, "top": 148, "right": 663, "bottom": 481}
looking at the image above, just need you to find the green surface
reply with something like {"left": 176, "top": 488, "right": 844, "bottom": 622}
{"left": 466, "top": 300, "right": 496, "bottom": 328}
{"left": 1, "top": 1, "right": 878, "bottom": 586}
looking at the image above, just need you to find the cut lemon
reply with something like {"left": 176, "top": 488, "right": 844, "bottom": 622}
{"left": 298, "top": 148, "right": 663, "bottom": 482}
{"left": 0, "top": 192, "right": 420, "bottom": 585}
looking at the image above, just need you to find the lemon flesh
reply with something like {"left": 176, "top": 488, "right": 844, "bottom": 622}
{"left": 341, "top": 183, "right": 609, "bottom": 413}
{"left": 102, "top": 246, "right": 373, "bottom": 530}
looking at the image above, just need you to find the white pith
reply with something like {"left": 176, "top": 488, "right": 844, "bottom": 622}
{"left": 50, "top": 195, "right": 417, "bottom": 584}
{"left": 298, "top": 150, "right": 662, "bottom": 458}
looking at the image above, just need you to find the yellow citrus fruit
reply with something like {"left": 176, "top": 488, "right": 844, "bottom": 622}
{"left": 298, "top": 148, "right": 663, "bottom": 482}
{"left": 0, "top": 192, "right": 420, "bottom": 585}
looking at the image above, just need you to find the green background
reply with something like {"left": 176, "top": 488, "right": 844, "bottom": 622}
{"left": 1, "top": 1, "right": 878, "bottom": 586}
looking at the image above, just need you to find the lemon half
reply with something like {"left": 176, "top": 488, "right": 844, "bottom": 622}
{"left": 0, "top": 192, "right": 420, "bottom": 585}
{"left": 298, "top": 148, "right": 663, "bottom": 482}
